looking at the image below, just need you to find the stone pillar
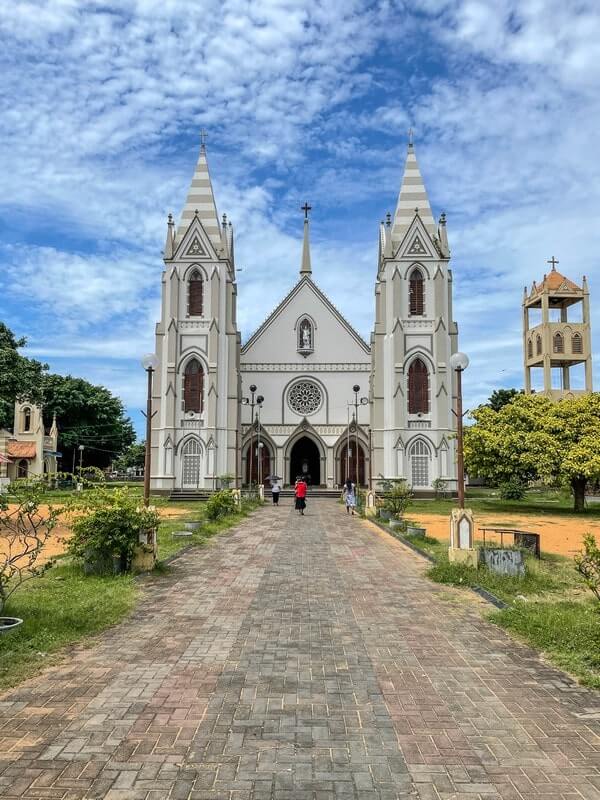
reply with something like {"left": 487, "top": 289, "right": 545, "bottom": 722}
{"left": 448, "top": 507, "right": 477, "bottom": 568}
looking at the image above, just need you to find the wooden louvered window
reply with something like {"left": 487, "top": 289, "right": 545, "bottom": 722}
{"left": 527, "top": 339, "right": 533, "bottom": 358}
{"left": 536, "top": 335, "right": 542, "bottom": 355}
{"left": 188, "top": 271, "right": 203, "bottom": 316}
{"left": 553, "top": 332, "right": 564, "bottom": 354}
{"left": 184, "top": 359, "right": 203, "bottom": 413}
{"left": 409, "top": 268, "right": 425, "bottom": 316}
{"left": 408, "top": 358, "right": 429, "bottom": 414}
{"left": 572, "top": 333, "right": 583, "bottom": 354}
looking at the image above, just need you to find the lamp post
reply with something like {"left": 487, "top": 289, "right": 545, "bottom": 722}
{"left": 449, "top": 352, "right": 469, "bottom": 509}
{"left": 242, "top": 385, "right": 263, "bottom": 486}
{"left": 256, "top": 395, "right": 264, "bottom": 487}
{"left": 352, "top": 384, "right": 369, "bottom": 490}
{"left": 78, "top": 444, "right": 84, "bottom": 474}
{"left": 141, "top": 353, "right": 159, "bottom": 507}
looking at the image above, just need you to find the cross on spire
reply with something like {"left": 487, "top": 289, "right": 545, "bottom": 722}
{"left": 408, "top": 127, "right": 414, "bottom": 147}
{"left": 200, "top": 128, "right": 208, "bottom": 148}
{"left": 547, "top": 256, "right": 559, "bottom": 271}
{"left": 301, "top": 202, "right": 312, "bottom": 220}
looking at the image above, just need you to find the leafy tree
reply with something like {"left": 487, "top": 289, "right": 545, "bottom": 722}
{"left": 112, "top": 442, "right": 146, "bottom": 472}
{"left": 464, "top": 393, "right": 600, "bottom": 512}
{"left": 487, "top": 388, "right": 521, "bottom": 412}
{"left": 0, "top": 323, "right": 47, "bottom": 430}
{"left": 41, "top": 374, "right": 135, "bottom": 471}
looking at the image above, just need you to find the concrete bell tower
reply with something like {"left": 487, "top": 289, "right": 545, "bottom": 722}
{"left": 523, "top": 258, "right": 593, "bottom": 398}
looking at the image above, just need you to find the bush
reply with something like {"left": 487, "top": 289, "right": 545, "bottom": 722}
{"left": 378, "top": 478, "right": 413, "bottom": 520}
{"left": 499, "top": 478, "right": 526, "bottom": 500}
{"left": 205, "top": 490, "right": 238, "bottom": 520}
{"left": 575, "top": 533, "right": 600, "bottom": 606}
{"left": 67, "top": 486, "right": 159, "bottom": 572}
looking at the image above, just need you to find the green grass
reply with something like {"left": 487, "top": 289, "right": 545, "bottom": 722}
{"left": 0, "top": 563, "right": 137, "bottom": 690}
{"left": 491, "top": 600, "right": 600, "bottom": 689}
{"left": 409, "top": 487, "right": 600, "bottom": 518}
{"left": 386, "top": 526, "right": 600, "bottom": 687}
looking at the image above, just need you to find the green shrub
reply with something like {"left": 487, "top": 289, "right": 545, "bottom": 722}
{"left": 499, "top": 478, "right": 526, "bottom": 500}
{"left": 575, "top": 533, "right": 600, "bottom": 606}
{"left": 67, "top": 486, "right": 159, "bottom": 572}
{"left": 378, "top": 478, "right": 413, "bottom": 520}
{"left": 205, "top": 489, "right": 237, "bottom": 520}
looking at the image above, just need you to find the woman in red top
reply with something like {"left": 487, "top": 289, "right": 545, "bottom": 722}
{"left": 294, "top": 477, "right": 307, "bottom": 515}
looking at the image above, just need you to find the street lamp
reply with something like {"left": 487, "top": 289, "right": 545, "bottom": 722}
{"left": 351, "top": 384, "right": 369, "bottom": 492}
{"left": 141, "top": 353, "right": 159, "bottom": 506}
{"left": 241, "top": 385, "right": 263, "bottom": 486}
{"left": 449, "top": 352, "right": 469, "bottom": 509}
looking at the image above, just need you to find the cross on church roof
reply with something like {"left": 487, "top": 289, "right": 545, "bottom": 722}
{"left": 200, "top": 128, "right": 208, "bottom": 148}
{"left": 408, "top": 127, "right": 414, "bottom": 146}
{"left": 547, "top": 256, "right": 559, "bottom": 271}
{"left": 301, "top": 202, "right": 312, "bottom": 220}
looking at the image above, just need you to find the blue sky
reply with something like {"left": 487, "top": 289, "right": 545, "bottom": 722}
{"left": 1, "top": 0, "right": 599, "bottom": 438}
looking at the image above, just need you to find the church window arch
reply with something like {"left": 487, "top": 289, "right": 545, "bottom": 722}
{"left": 183, "top": 358, "right": 204, "bottom": 414}
{"left": 21, "top": 407, "right": 31, "bottom": 433}
{"left": 187, "top": 269, "right": 204, "bottom": 316}
{"left": 527, "top": 338, "right": 533, "bottom": 358}
{"left": 409, "top": 268, "right": 425, "bottom": 316}
{"left": 553, "top": 331, "right": 564, "bottom": 354}
{"left": 571, "top": 332, "right": 583, "bottom": 354}
{"left": 408, "top": 358, "right": 429, "bottom": 414}
{"left": 536, "top": 334, "right": 542, "bottom": 355}
{"left": 409, "top": 439, "right": 431, "bottom": 487}
{"left": 297, "top": 317, "right": 314, "bottom": 354}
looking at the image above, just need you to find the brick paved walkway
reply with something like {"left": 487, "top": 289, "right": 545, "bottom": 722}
{"left": 0, "top": 501, "right": 599, "bottom": 799}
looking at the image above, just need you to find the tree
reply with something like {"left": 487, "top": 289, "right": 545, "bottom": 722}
{"left": 41, "top": 374, "right": 135, "bottom": 471}
{"left": 112, "top": 442, "right": 146, "bottom": 472}
{"left": 464, "top": 393, "right": 600, "bottom": 512}
{"left": 0, "top": 323, "right": 47, "bottom": 430}
{"left": 487, "top": 388, "right": 521, "bottom": 412}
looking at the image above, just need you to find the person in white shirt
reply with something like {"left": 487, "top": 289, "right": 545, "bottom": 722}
{"left": 271, "top": 480, "right": 281, "bottom": 505}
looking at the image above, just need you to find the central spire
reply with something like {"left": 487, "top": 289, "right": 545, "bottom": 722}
{"left": 300, "top": 201, "right": 312, "bottom": 276}
{"left": 176, "top": 133, "right": 221, "bottom": 249}
{"left": 391, "top": 136, "right": 436, "bottom": 244}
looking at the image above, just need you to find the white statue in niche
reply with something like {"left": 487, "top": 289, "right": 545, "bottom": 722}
{"left": 299, "top": 320, "right": 312, "bottom": 350}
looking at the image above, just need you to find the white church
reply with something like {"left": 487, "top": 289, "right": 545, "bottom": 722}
{"left": 149, "top": 138, "right": 460, "bottom": 493}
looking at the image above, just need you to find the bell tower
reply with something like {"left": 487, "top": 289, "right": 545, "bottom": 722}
{"left": 523, "top": 259, "right": 593, "bottom": 398}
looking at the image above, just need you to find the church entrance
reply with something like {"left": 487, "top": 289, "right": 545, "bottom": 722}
{"left": 289, "top": 436, "right": 321, "bottom": 486}
{"left": 339, "top": 442, "right": 366, "bottom": 486}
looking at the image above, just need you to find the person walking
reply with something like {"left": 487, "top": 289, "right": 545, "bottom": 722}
{"left": 271, "top": 478, "right": 281, "bottom": 505}
{"left": 295, "top": 476, "right": 307, "bottom": 515}
{"left": 343, "top": 477, "right": 357, "bottom": 515}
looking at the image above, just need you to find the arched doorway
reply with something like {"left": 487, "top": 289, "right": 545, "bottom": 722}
{"left": 181, "top": 439, "right": 202, "bottom": 488}
{"left": 17, "top": 459, "right": 29, "bottom": 479}
{"left": 289, "top": 436, "right": 320, "bottom": 486}
{"left": 245, "top": 441, "right": 271, "bottom": 486}
{"left": 339, "top": 442, "right": 366, "bottom": 486}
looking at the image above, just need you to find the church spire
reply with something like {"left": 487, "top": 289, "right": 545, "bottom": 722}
{"left": 391, "top": 135, "right": 436, "bottom": 244}
{"left": 300, "top": 202, "right": 312, "bottom": 276}
{"left": 176, "top": 132, "right": 221, "bottom": 249}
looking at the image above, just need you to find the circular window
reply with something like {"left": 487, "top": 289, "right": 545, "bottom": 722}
{"left": 288, "top": 380, "right": 323, "bottom": 416}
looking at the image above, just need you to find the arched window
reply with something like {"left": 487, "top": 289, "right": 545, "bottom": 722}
{"left": 536, "top": 335, "right": 542, "bottom": 355}
{"left": 527, "top": 338, "right": 533, "bottom": 358}
{"left": 17, "top": 459, "right": 28, "bottom": 479}
{"left": 188, "top": 270, "right": 203, "bottom": 316}
{"left": 409, "top": 268, "right": 425, "bottom": 316}
{"left": 297, "top": 318, "right": 314, "bottom": 353}
{"left": 572, "top": 332, "right": 583, "bottom": 354}
{"left": 408, "top": 358, "right": 429, "bottom": 414}
{"left": 183, "top": 359, "right": 204, "bottom": 413}
{"left": 553, "top": 332, "right": 564, "bottom": 354}
{"left": 22, "top": 407, "right": 31, "bottom": 433}
{"left": 410, "top": 440, "right": 431, "bottom": 487}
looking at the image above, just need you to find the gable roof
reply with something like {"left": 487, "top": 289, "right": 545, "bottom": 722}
{"left": 531, "top": 268, "right": 581, "bottom": 296}
{"left": 7, "top": 441, "right": 36, "bottom": 458}
{"left": 241, "top": 276, "right": 370, "bottom": 355}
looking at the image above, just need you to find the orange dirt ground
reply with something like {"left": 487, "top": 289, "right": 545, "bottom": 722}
{"left": 412, "top": 511, "right": 600, "bottom": 557}
{"left": 0, "top": 504, "right": 190, "bottom": 563}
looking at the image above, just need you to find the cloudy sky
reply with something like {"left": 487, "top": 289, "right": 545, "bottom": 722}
{"left": 1, "top": 0, "right": 599, "bottom": 437}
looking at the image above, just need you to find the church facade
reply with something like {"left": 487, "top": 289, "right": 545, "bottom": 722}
{"left": 149, "top": 140, "right": 459, "bottom": 493}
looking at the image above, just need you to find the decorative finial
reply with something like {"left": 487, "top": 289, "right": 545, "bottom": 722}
{"left": 547, "top": 256, "right": 559, "bottom": 271}
{"left": 301, "top": 201, "right": 312, "bottom": 220}
{"left": 414, "top": 206, "right": 420, "bottom": 215}
{"left": 194, "top": 209, "right": 199, "bottom": 216}
{"left": 222, "top": 213, "right": 227, "bottom": 224}
{"left": 408, "top": 127, "right": 414, "bottom": 147}
{"left": 386, "top": 212, "right": 392, "bottom": 227}
{"left": 167, "top": 212, "right": 173, "bottom": 224}
{"left": 440, "top": 212, "right": 446, "bottom": 224}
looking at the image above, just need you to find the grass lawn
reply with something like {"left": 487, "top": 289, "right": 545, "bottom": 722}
{"left": 377, "top": 519, "right": 600, "bottom": 688}
{"left": 0, "top": 496, "right": 262, "bottom": 692}
{"left": 410, "top": 487, "right": 600, "bottom": 518}
{"left": 0, "top": 563, "right": 137, "bottom": 691}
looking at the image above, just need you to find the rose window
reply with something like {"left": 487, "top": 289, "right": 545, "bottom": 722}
{"left": 288, "top": 381, "right": 322, "bottom": 415}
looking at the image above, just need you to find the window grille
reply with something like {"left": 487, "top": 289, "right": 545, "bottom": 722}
{"left": 572, "top": 333, "right": 583, "bottom": 354}
{"left": 536, "top": 335, "right": 542, "bottom": 355}
{"left": 182, "top": 439, "right": 201, "bottom": 487}
{"left": 553, "top": 332, "right": 564, "bottom": 354}
{"left": 408, "top": 359, "right": 429, "bottom": 414}
{"left": 184, "top": 359, "right": 204, "bottom": 413}
{"left": 409, "top": 269, "right": 424, "bottom": 316}
{"left": 527, "top": 339, "right": 533, "bottom": 358}
{"left": 188, "top": 271, "right": 203, "bottom": 316}
{"left": 410, "top": 440, "right": 430, "bottom": 487}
